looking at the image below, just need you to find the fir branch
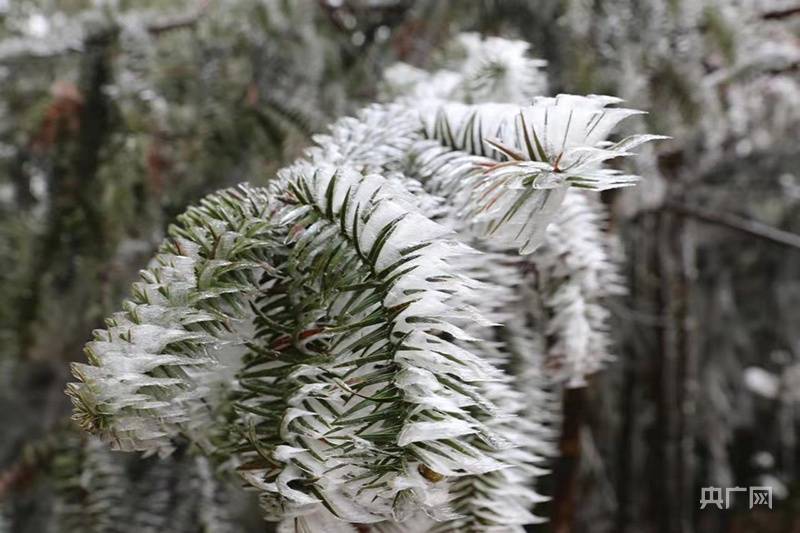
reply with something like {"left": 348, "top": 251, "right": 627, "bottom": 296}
{"left": 62, "top": 32, "right": 661, "bottom": 531}
{"left": 67, "top": 185, "right": 280, "bottom": 455}
{"left": 233, "top": 161, "right": 506, "bottom": 523}
{"left": 414, "top": 96, "right": 665, "bottom": 253}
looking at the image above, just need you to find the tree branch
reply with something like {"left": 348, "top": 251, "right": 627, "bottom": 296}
{"left": 665, "top": 201, "right": 800, "bottom": 250}
{"left": 762, "top": 5, "right": 800, "bottom": 20}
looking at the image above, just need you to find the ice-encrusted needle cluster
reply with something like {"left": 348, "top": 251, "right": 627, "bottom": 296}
{"left": 68, "top": 34, "right": 663, "bottom": 531}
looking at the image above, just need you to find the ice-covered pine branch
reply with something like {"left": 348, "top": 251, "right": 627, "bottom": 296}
{"left": 386, "top": 35, "right": 665, "bottom": 253}
{"left": 533, "top": 191, "right": 626, "bottom": 387}
{"left": 414, "top": 96, "right": 667, "bottom": 253}
{"left": 67, "top": 33, "right": 664, "bottom": 532}
{"left": 382, "top": 32, "right": 547, "bottom": 105}
{"left": 395, "top": 34, "right": 658, "bottom": 388}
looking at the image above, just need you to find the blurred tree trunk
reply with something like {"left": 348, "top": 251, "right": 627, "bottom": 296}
{"left": 653, "top": 209, "right": 689, "bottom": 533}
{"left": 647, "top": 158, "right": 698, "bottom": 533}
{"left": 16, "top": 27, "right": 117, "bottom": 363}
{"left": 552, "top": 387, "right": 588, "bottom": 533}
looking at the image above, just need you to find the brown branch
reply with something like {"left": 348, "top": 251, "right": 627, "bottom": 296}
{"left": 665, "top": 201, "right": 800, "bottom": 250}
{"left": 762, "top": 5, "right": 800, "bottom": 20}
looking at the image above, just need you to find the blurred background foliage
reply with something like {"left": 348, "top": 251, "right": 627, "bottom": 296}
{"left": 1, "top": 0, "right": 800, "bottom": 532}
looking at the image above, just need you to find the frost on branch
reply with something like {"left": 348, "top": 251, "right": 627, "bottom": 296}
{"left": 226, "top": 114, "right": 511, "bottom": 524}
{"left": 450, "top": 33, "right": 548, "bottom": 104}
{"left": 66, "top": 32, "right": 664, "bottom": 533}
{"left": 420, "top": 95, "right": 666, "bottom": 253}
{"left": 386, "top": 34, "right": 662, "bottom": 253}
{"left": 382, "top": 33, "right": 547, "bottom": 105}
{"left": 67, "top": 186, "right": 278, "bottom": 456}
{"left": 533, "top": 191, "right": 625, "bottom": 387}
{"left": 395, "top": 39, "right": 642, "bottom": 389}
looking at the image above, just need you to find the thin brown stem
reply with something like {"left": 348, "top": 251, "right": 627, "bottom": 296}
{"left": 762, "top": 5, "right": 800, "bottom": 20}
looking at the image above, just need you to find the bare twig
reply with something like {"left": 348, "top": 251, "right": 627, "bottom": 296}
{"left": 665, "top": 201, "right": 800, "bottom": 250}
{"left": 762, "top": 5, "right": 800, "bottom": 20}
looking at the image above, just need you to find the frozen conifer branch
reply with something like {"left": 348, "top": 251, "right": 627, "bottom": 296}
{"left": 532, "top": 191, "right": 625, "bottom": 387}
{"left": 398, "top": 35, "right": 648, "bottom": 390}
{"left": 382, "top": 33, "right": 547, "bottom": 105}
{"left": 418, "top": 96, "right": 667, "bottom": 253}
{"left": 67, "top": 185, "right": 279, "bottom": 456}
{"left": 229, "top": 162, "right": 510, "bottom": 525}
{"left": 385, "top": 34, "right": 664, "bottom": 253}
{"left": 66, "top": 32, "right": 664, "bottom": 532}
